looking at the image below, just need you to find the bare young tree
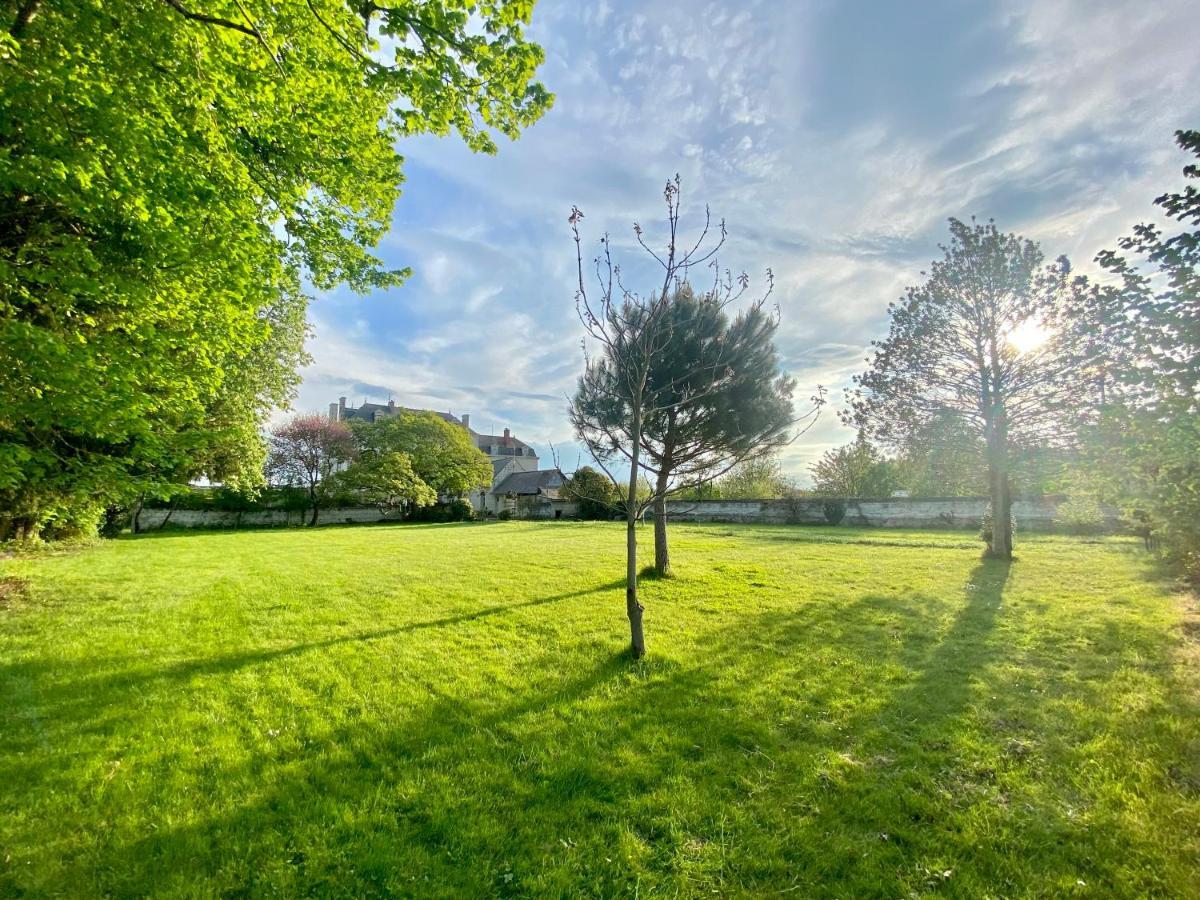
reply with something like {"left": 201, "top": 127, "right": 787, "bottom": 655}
{"left": 568, "top": 177, "right": 811, "bottom": 656}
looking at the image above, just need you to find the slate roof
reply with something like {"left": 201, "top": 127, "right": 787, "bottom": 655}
{"left": 471, "top": 432, "right": 536, "bottom": 455}
{"left": 340, "top": 403, "right": 463, "bottom": 426}
{"left": 337, "top": 401, "right": 537, "bottom": 459}
{"left": 493, "top": 468, "right": 566, "bottom": 496}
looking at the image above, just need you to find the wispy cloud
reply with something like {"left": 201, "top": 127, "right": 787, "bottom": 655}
{"left": 294, "top": 0, "right": 1200, "bottom": 481}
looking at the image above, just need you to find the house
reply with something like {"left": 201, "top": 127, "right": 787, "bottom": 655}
{"left": 328, "top": 397, "right": 572, "bottom": 517}
{"left": 488, "top": 467, "right": 575, "bottom": 519}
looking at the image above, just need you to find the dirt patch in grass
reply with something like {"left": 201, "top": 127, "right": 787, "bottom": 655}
{"left": 0, "top": 575, "right": 31, "bottom": 610}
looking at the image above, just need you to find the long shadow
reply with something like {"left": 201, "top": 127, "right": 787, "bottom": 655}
{"left": 0, "top": 578, "right": 625, "bottom": 750}
{"left": 4, "top": 556, "right": 1191, "bottom": 896}
{"left": 42, "top": 582, "right": 1027, "bottom": 897}
{"left": 880, "top": 558, "right": 1009, "bottom": 727}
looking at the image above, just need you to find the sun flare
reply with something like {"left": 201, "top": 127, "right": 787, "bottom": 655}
{"left": 1008, "top": 319, "right": 1051, "bottom": 354}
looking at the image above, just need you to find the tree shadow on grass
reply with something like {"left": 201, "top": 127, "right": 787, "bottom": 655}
{"left": 21, "top": 572, "right": 1023, "bottom": 896}
{"left": 0, "top": 579, "right": 625, "bottom": 765}
{"left": 4, "top": 558, "right": 1195, "bottom": 897}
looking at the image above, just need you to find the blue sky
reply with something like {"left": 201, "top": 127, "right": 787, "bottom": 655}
{"left": 295, "top": 0, "right": 1200, "bottom": 480}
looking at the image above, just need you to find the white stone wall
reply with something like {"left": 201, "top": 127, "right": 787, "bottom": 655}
{"left": 133, "top": 495, "right": 1117, "bottom": 531}
{"left": 661, "top": 495, "right": 1120, "bottom": 530}
{"left": 135, "top": 506, "right": 402, "bottom": 530}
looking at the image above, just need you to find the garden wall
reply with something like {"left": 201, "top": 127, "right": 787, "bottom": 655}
{"left": 662, "top": 495, "right": 1120, "bottom": 531}
{"left": 135, "top": 506, "right": 400, "bottom": 530}
{"left": 135, "top": 495, "right": 1118, "bottom": 532}
{"left": 134, "top": 502, "right": 577, "bottom": 530}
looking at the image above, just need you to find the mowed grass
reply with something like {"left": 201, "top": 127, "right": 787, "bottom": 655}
{"left": 1, "top": 523, "right": 1198, "bottom": 897}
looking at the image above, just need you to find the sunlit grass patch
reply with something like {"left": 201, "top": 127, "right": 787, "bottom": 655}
{"left": 1, "top": 523, "right": 1196, "bottom": 896}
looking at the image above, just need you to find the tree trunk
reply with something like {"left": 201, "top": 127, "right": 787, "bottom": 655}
{"left": 309, "top": 503, "right": 319, "bottom": 527}
{"left": 652, "top": 470, "right": 672, "bottom": 578}
{"left": 625, "top": 407, "right": 646, "bottom": 659}
{"left": 985, "top": 412, "right": 1013, "bottom": 559}
{"left": 626, "top": 507, "right": 645, "bottom": 658}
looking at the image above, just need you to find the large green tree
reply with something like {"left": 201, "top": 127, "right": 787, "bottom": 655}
{"left": 338, "top": 451, "right": 438, "bottom": 517}
{"left": 712, "top": 453, "right": 794, "bottom": 500}
{"left": 847, "top": 219, "right": 1075, "bottom": 559}
{"left": 348, "top": 411, "right": 492, "bottom": 500}
{"left": 0, "top": 0, "right": 550, "bottom": 538}
{"left": 564, "top": 465, "right": 617, "bottom": 520}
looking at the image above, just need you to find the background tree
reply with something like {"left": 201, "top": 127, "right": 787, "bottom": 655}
{"left": 0, "top": 1, "right": 550, "bottom": 539}
{"left": 348, "top": 412, "right": 492, "bottom": 500}
{"left": 569, "top": 177, "right": 794, "bottom": 657}
{"left": 810, "top": 437, "right": 897, "bottom": 498}
{"left": 564, "top": 466, "right": 618, "bottom": 520}
{"left": 886, "top": 411, "right": 986, "bottom": 497}
{"left": 266, "top": 414, "right": 356, "bottom": 526}
{"left": 846, "top": 218, "right": 1074, "bottom": 559}
{"left": 1078, "top": 129, "right": 1200, "bottom": 578}
{"left": 711, "top": 454, "right": 796, "bottom": 500}
{"left": 338, "top": 452, "right": 438, "bottom": 518}
{"left": 572, "top": 282, "right": 810, "bottom": 576}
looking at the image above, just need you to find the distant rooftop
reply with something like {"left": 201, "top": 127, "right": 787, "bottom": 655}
{"left": 330, "top": 398, "right": 537, "bottom": 459}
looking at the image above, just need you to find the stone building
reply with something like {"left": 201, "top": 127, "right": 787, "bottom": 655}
{"left": 327, "top": 397, "right": 571, "bottom": 517}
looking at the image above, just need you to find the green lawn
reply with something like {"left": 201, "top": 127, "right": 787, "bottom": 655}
{"left": 1, "top": 523, "right": 1197, "bottom": 897}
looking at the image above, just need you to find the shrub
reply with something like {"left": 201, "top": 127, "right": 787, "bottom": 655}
{"left": 446, "top": 498, "right": 475, "bottom": 522}
{"left": 980, "top": 504, "right": 1017, "bottom": 550}
{"left": 497, "top": 509, "right": 512, "bottom": 521}
{"left": 822, "top": 499, "right": 847, "bottom": 525}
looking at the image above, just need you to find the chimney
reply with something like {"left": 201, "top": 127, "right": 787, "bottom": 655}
{"left": 461, "top": 413, "right": 470, "bottom": 430}
{"left": 338, "top": 396, "right": 347, "bottom": 414}
{"left": 503, "top": 427, "right": 511, "bottom": 446}
{"left": 328, "top": 402, "right": 339, "bottom": 421}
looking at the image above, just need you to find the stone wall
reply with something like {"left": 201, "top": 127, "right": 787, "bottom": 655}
{"left": 134, "top": 495, "right": 1118, "bottom": 531}
{"left": 135, "top": 506, "right": 402, "bottom": 530}
{"left": 662, "top": 495, "right": 1120, "bottom": 531}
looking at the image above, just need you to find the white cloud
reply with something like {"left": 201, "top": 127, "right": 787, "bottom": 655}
{"left": 296, "top": 0, "right": 1200, "bottom": 476}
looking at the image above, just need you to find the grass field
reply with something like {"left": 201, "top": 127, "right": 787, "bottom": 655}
{"left": 1, "top": 522, "right": 1198, "bottom": 897}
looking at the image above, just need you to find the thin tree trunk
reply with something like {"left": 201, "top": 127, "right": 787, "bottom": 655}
{"left": 157, "top": 500, "right": 176, "bottom": 531}
{"left": 652, "top": 469, "right": 671, "bottom": 578}
{"left": 985, "top": 413, "right": 1013, "bottom": 559}
{"left": 625, "top": 406, "right": 646, "bottom": 659}
{"left": 309, "top": 503, "right": 319, "bottom": 527}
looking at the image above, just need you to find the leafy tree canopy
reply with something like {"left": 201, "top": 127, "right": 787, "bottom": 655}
{"left": 1084, "top": 129, "right": 1200, "bottom": 578}
{"left": 810, "top": 437, "right": 897, "bottom": 498}
{"left": 337, "top": 450, "right": 438, "bottom": 515}
{"left": 0, "top": 0, "right": 550, "bottom": 538}
{"left": 564, "top": 465, "right": 616, "bottom": 520}
{"left": 349, "top": 411, "right": 493, "bottom": 498}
